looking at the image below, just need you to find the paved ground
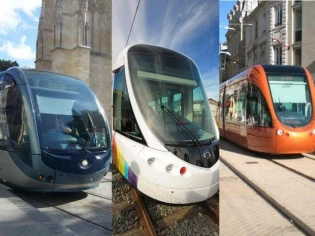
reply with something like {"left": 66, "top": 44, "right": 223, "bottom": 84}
{"left": 220, "top": 162, "right": 303, "bottom": 236}
{"left": 220, "top": 139, "right": 315, "bottom": 236}
{"left": 0, "top": 171, "right": 112, "bottom": 236}
{"left": 0, "top": 183, "right": 76, "bottom": 236}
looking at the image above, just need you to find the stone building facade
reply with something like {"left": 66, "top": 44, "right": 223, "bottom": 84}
{"left": 225, "top": 0, "right": 257, "bottom": 79}
{"left": 244, "top": 0, "right": 288, "bottom": 67}
{"left": 35, "top": 0, "right": 112, "bottom": 127}
{"left": 226, "top": 0, "right": 315, "bottom": 80}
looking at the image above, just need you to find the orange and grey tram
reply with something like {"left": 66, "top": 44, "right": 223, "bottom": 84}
{"left": 218, "top": 65, "right": 315, "bottom": 154}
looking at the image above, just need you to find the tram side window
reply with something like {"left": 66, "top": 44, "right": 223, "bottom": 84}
{"left": 218, "top": 87, "right": 224, "bottom": 118}
{"left": 224, "top": 82, "right": 247, "bottom": 123}
{"left": 247, "top": 84, "right": 272, "bottom": 127}
{"left": 193, "top": 87, "right": 212, "bottom": 131}
{"left": 113, "top": 67, "right": 143, "bottom": 142}
{"left": 224, "top": 86, "right": 235, "bottom": 121}
{"left": 2, "top": 75, "right": 32, "bottom": 166}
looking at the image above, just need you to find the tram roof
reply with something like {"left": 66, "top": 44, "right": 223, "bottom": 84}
{"left": 220, "top": 64, "right": 306, "bottom": 88}
{"left": 2, "top": 67, "right": 82, "bottom": 85}
{"left": 113, "top": 44, "right": 196, "bottom": 72}
{"left": 260, "top": 64, "right": 306, "bottom": 74}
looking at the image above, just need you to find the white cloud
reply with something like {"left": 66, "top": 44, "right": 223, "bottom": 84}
{"left": 0, "top": 35, "right": 36, "bottom": 60}
{"left": 159, "top": 1, "right": 218, "bottom": 50}
{"left": 112, "top": 0, "right": 218, "bottom": 64}
{"left": 0, "top": 0, "right": 41, "bottom": 35}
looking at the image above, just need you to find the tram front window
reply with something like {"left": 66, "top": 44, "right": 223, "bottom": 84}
{"left": 24, "top": 71, "right": 109, "bottom": 153}
{"left": 128, "top": 50, "right": 216, "bottom": 146}
{"left": 267, "top": 74, "right": 312, "bottom": 127}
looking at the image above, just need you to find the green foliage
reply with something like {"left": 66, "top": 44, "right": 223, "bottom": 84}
{"left": 0, "top": 59, "right": 19, "bottom": 72}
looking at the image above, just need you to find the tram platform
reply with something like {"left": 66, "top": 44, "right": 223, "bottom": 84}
{"left": 0, "top": 183, "right": 77, "bottom": 236}
{"left": 220, "top": 140, "right": 315, "bottom": 236}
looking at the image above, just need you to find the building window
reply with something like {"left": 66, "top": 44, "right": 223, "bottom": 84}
{"left": 275, "top": 6, "right": 282, "bottom": 27}
{"left": 255, "top": 21, "right": 258, "bottom": 39}
{"left": 254, "top": 52, "right": 258, "bottom": 65}
{"left": 274, "top": 46, "right": 282, "bottom": 65}
{"left": 249, "top": 27, "right": 252, "bottom": 43}
{"left": 262, "top": 14, "right": 266, "bottom": 33}
{"left": 295, "top": 10, "right": 302, "bottom": 42}
{"left": 294, "top": 48, "right": 301, "bottom": 66}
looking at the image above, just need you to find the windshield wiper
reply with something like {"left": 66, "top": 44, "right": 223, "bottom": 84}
{"left": 160, "top": 105, "right": 203, "bottom": 147}
{"left": 83, "top": 112, "right": 98, "bottom": 151}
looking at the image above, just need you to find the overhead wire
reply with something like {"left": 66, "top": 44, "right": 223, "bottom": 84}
{"left": 126, "top": 0, "right": 141, "bottom": 47}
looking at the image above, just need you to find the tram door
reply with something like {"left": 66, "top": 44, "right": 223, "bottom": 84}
{"left": 223, "top": 81, "right": 247, "bottom": 146}
{"left": 246, "top": 83, "right": 272, "bottom": 151}
{"left": 217, "top": 86, "right": 225, "bottom": 136}
{"left": 237, "top": 81, "right": 247, "bottom": 146}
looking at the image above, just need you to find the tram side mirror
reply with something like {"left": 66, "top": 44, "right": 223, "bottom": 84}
{"left": 217, "top": 101, "right": 221, "bottom": 107}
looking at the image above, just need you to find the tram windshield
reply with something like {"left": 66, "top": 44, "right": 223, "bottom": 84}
{"left": 128, "top": 48, "right": 216, "bottom": 146}
{"left": 24, "top": 71, "right": 109, "bottom": 153}
{"left": 267, "top": 74, "right": 312, "bottom": 127}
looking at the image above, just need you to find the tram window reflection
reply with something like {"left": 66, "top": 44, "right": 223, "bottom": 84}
{"left": 247, "top": 84, "right": 272, "bottom": 127}
{"left": 113, "top": 67, "right": 143, "bottom": 141}
{"left": 25, "top": 71, "right": 109, "bottom": 152}
{"left": 3, "top": 75, "right": 32, "bottom": 166}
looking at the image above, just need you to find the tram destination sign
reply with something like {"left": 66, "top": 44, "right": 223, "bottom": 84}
{"left": 268, "top": 75, "right": 305, "bottom": 82}
{"left": 29, "top": 77, "right": 79, "bottom": 92}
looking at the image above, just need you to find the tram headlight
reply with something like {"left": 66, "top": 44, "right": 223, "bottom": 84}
{"left": 312, "top": 129, "right": 315, "bottom": 135}
{"left": 82, "top": 159, "right": 89, "bottom": 167}
{"left": 276, "top": 129, "right": 283, "bottom": 136}
{"left": 166, "top": 164, "right": 173, "bottom": 172}
{"left": 147, "top": 158, "right": 155, "bottom": 165}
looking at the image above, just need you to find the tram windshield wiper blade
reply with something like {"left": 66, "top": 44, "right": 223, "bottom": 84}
{"left": 82, "top": 111, "right": 97, "bottom": 151}
{"left": 160, "top": 105, "right": 202, "bottom": 147}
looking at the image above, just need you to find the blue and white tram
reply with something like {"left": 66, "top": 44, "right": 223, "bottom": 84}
{"left": 112, "top": 44, "right": 219, "bottom": 204}
{"left": 0, "top": 67, "right": 111, "bottom": 191}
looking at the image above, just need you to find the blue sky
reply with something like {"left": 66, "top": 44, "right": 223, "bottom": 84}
{"left": 0, "top": 0, "right": 41, "bottom": 68}
{"left": 220, "top": 0, "right": 238, "bottom": 43}
{"left": 0, "top": 0, "right": 238, "bottom": 101}
{"left": 113, "top": 0, "right": 220, "bottom": 100}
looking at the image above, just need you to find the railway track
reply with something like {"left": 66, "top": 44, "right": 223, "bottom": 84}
{"left": 220, "top": 140, "right": 315, "bottom": 236}
{"left": 112, "top": 168, "right": 219, "bottom": 236}
{"left": 267, "top": 157, "right": 315, "bottom": 182}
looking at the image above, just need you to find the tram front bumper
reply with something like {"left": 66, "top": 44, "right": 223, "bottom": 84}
{"left": 137, "top": 174, "right": 219, "bottom": 204}
{"left": 52, "top": 166, "right": 110, "bottom": 192}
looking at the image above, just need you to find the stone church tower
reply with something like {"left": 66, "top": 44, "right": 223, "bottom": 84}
{"left": 35, "top": 0, "right": 112, "bottom": 127}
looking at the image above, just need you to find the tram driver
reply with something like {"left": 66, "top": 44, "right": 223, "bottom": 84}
{"left": 49, "top": 116, "right": 72, "bottom": 134}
